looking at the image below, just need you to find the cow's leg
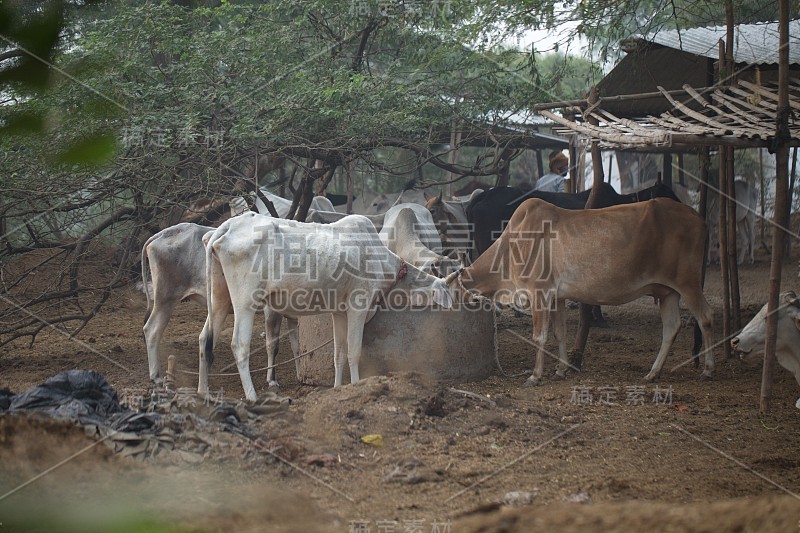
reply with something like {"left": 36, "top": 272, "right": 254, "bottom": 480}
{"left": 198, "top": 315, "right": 212, "bottom": 397}
{"left": 331, "top": 313, "right": 348, "bottom": 387}
{"left": 525, "top": 307, "right": 551, "bottom": 386}
{"left": 286, "top": 317, "right": 301, "bottom": 381}
{"left": 143, "top": 299, "right": 178, "bottom": 382}
{"left": 573, "top": 303, "right": 593, "bottom": 369}
{"left": 590, "top": 305, "right": 608, "bottom": 328}
{"left": 264, "top": 309, "right": 282, "bottom": 389}
{"left": 197, "top": 300, "right": 229, "bottom": 397}
{"left": 552, "top": 301, "right": 570, "bottom": 378}
{"left": 746, "top": 214, "right": 756, "bottom": 264}
{"left": 644, "top": 291, "right": 681, "bottom": 382}
{"left": 346, "top": 310, "right": 370, "bottom": 385}
{"left": 737, "top": 220, "right": 747, "bottom": 265}
{"left": 230, "top": 307, "right": 258, "bottom": 401}
{"left": 682, "top": 291, "right": 715, "bottom": 379}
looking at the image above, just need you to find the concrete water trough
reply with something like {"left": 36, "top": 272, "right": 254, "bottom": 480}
{"left": 297, "top": 304, "right": 497, "bottom": 386}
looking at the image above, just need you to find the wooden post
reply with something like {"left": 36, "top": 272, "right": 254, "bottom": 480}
{"left": 723, "top": 1, "right": 741, "bottom": 331}
{"left": 585, "top": 87, "right": 605, "bottom": 207}
{"left": 346, "top": 159, "right": 354, "bottom": 214}
{"left": 535, "top": 149, "right": 544, "bottom": 182}
{"left": 786, "top": 146, "right": 797, "bottom": 258}
{"left": 760, "top": 147, "right": 766, "bottom": 246}
{"left": 699, "top": 150, "right": 710, "bottom": 289}
{"left": 568, "top": 126, "right": 579, "bottom": 193}
{"left": 717, "top": 41, "right": 732, "bottom": 360}
{"left": 662, "top": 152, "right": 673, "bottom": 188}
{"left": 719, "top": 150, "right": 732, "bottom": 360}
{"left": 761, "top": 0, "right": 790, "bottom": 414}
{"left": 575, "top": 87, "right": 605, "bottom": 361}
{"left": 678, "top": 153, "right": 686, "bottom": 187}
{"left": 726, "top": 146, "right": 741, "bottom": 331}
{"left": 446, "top": 97, "right": 463, "bottom": 195}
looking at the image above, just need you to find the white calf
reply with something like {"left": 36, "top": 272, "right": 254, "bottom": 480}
{"left": 732, "top": 291, "right": 800, "bottom": 408}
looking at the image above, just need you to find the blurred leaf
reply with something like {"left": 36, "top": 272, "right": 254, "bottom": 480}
{"left": 0, "top": 112, "right": 44, "bottom": 135}
{"left": 0, "top": 1, "right": 64, "bottom": 90}
{"left": 57, "top": 134, "right": 117, "bottom": 166}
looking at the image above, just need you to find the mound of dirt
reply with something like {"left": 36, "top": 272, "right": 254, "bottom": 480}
{"left": 0, "top": 415, "right": 337, "bottom": 532}
{"left": 454, "top": 495, "right": 800, "bottom": 532}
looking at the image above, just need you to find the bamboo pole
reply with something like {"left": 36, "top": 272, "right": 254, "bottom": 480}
{"left": 718, "top": 40, "right": 732, "bottom": 360}
{"left": 726, "top": 145, "right": 741, "bottom": 332}
{"left": 761, "top": 0, "right": 790, "bottom": 414}
{"left": 760, "top": 148, "right": 766, "bottom": 246}
{"left": 786, "top": 146, "right": 797, "bottom": 258}
{"left": 575, "top": 87, "right": 605, "bottom": 362}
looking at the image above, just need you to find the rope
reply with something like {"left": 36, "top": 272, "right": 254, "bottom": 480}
{"left": 177, "top": 337, "right": 334, "bottom": 377}
{"left": 457, "top": 269, "right": 530, "bottom": 378}
{"left": 495, "top": 329, "right": 531, "bottom": 378}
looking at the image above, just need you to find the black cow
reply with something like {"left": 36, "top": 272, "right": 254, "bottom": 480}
{"left": 467, "top": 181, "right": 680, "bottom": 258}
{"left": 468, "top": 186, "right": 588, "bottom": 258}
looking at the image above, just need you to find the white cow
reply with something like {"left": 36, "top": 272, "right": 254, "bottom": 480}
{"left": 141, "top": 223, "right": 299, "bottom": 387}
{"left": 308, "top": 203, "right": 456, "bottom": 273}
{"left": 230, "top": 188, "right": 334, "bottom": 218}
{"left": 199, "top": 212, "right": 454, "bottom": 400}
{"left": 338, "top": 189, "right": 428, "bottom": 215}
{"left": 707, "top": 179, "right": 758, "bottom": 265}
{"left": 306, "top": 209, "right": 384, "bottom": 230}
{"left": 731, "top": 291, "right": 800, "bottom": 408}
{"left": 379, "top": 207, "right": 462, "bottom": 276}
{"left": 424, "top": 189, "right": 483, "bottom": 260}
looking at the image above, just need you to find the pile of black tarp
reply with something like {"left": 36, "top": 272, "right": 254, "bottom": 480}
{"left": 0, "top": 370, "right": 290, "bottom": 462}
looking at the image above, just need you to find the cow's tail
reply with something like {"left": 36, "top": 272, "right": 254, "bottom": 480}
{"left": 694, "top": 217, "right": 709, "bottom": 368}
{"left": 140, "top": 232, "right": 159, "bottom": 326}
{"left": 203, "top": 227, "right": 226, "bottom": 368}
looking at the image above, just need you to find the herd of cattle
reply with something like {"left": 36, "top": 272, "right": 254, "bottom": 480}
{"left": 140, "top": 180, "right": 799, "bottom": 407}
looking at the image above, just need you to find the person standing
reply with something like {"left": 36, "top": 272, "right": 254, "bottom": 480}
{"left": 534, "top": 151, "right": 570, "bottom": 193}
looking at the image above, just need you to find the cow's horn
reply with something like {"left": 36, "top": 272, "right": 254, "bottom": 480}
{"left": 443, "top": 269, "right": 462, "bottom": 285}
{"left": 786, "top": 291, "right": 800, "bottom": 307}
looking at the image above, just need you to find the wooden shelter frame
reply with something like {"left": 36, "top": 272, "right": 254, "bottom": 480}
{"left": 533, "top": 74, "right": 799, "bottom": 413}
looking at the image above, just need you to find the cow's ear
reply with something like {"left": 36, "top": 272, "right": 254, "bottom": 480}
{"left": 432, "top": 282, "right": 453, "bottom": 309}
{"left": 424, "top": 191, "right": 431, "bottom": 200}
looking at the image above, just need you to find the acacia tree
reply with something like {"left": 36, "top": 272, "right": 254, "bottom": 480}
{"left": 0, "top": 0, "right": 559, "bottom": 344}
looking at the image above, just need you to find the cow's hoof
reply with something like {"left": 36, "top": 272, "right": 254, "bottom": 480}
{"left": 698, "top": 372, "right": 713, "bottom": 381}
{"left": 643, "top": 372, "right": 658, "bottom": 383}
{"left": 569, "top": 351, "right": 584, "bottom": 370}
{"left": 553, "top": 370, "right": 566, "bottom": 380}
{"left": 151, "top": 376, "right": 163, "bottom": 385}
{"left": 524, "top": 376, "right": 543, "bottom": 387}
{"left": 590, "top": 318, "right": 610, "bottom": 328}
{"left": 794, "top": 398, "right": 800, "bottom": 409}
{"left": 267, "top": 380, "right": 280, "bottom": 390}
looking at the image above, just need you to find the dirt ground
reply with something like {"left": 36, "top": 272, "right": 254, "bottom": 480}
{"left": 2, "top": 247, "right": 800, "bottom": 532}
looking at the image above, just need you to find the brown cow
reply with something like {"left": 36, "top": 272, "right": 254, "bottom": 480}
{"left": 444, "top": 198, "right": 714, "bottom": 385}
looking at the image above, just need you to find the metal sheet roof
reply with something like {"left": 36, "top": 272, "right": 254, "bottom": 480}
{"left": 630, "top": 20, "right": 800, "bottom": 65}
